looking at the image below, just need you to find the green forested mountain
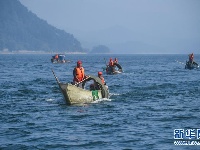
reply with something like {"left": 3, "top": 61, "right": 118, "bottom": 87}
{"left": 0, "top": 0, "right": 83, "bottom": 52}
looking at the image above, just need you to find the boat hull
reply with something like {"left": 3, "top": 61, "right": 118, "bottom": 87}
{"left": 107, "top": 69, "right": 123, "bottom": 75}
{"left": 51, "top": 59, "right": 70, "bottom": 63}
{"left": 51, "top": 71, "right": 109, "bottom": 105}
{"left": 185, "top": 61, "right": 199, "bottom": 69}
{"left": 59, "top": 83, "right": 103, "bottom": 105}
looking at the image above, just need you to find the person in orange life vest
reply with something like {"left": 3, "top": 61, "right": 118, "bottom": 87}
{"left": 98, "top": 71, "right": 106, "bottom": 85}
{"left": 55, "top": 54, "right": 59, "bottom": 60}
{"left": 188, "top": 53, "right": 194, "bottom": 64}
{"left": 73, "top": 60, "right": 86, "bottom": 88}
{"left": 98, "top": 71, "right": 108, "bottom": 90}
{"left": 114, "top": 58, "right": 118, "bottom": 64}
{"left": 109, "top": 58, "right": 114, "bottom": 67}
{"left": 89, "top": 72, "right": 106, "bottom": 91}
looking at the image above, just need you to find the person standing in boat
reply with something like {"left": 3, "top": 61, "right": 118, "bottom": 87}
{"left": 108, "top": 58, "right": 115, "bottom": 72}
{"left": 188, "top": 53, "right": 194, "bottom": 64}
{"left": 114, "top": 58, "right": 118, "bottom": 64}
{"left": 73, "top": 60, "right": 87, "bottom": 88}
{"left": 109, "top": 58, "right": 114, "bottom": 66}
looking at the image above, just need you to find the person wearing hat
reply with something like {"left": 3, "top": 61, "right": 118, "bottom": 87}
{"left": 98, "top": 71, "right": 106, "bottom": 85}
{"left": 89, "top": 71, "right": 107, "bottom": 91}
{"left": 109, "top": 58, "right": 114, "bottom": 67}
{"left": 73, "top": 60, "right": 86, "bottom": 88}
{"left": 188, "top": 53, "right": 194, "bottom": 64}
{"left": 114, "top": 58, "right": 118, "bottom": 64}
{"left": 107, "top": 58, "right": 115, "bottom": 73}
{"left": 98, "top": 71, "right": 108, "bottom": 90}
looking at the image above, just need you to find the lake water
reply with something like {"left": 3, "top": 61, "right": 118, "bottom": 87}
{"left": 0, "top": 54, "right": 200, "bottom": 150}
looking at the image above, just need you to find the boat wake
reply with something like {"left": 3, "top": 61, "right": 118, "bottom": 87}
{"left": 175, "top": 60, "right": 185, "bottom": 65}
{"left": 109, "top": 93, "right": 120, "bottom": 96}
{"left": 46, "top": 98, "right": 54, "bottom": 102}
{"left": 92, "top": 98, "right": 112, "bottom": 103}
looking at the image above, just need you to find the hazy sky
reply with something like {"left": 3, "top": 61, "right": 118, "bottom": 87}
{"left": 19, "top": 0, "right": 200, "bottom": 53}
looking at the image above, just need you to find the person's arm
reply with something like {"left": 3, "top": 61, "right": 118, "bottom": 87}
{"left": 82, "top": 67, "right": 89, "bottom": 79}
{"left": 73, "top": 68, "right": 80, "bottom": 81}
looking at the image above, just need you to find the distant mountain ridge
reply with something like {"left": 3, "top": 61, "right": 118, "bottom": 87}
{"left": 0, "top": 0, "right": 83, "bottom": 52}
{"left": 70, "top": 25, "right": 200, "bottom": 54}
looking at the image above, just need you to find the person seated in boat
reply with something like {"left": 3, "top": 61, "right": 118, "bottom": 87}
{"left": 55, "top": 54, "right": 59, "bottom": 61}
{"left": 188, "top": 53, "right": 194, "bottom": 64}
{"left": 73, "top": 60, "right": 87, "bottom": 88}
{"left": 114, "top": 58, "right": 118, "bottom": 64}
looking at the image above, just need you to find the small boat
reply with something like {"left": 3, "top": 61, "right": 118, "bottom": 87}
{"left": 52, "top": 70, "right": 109, "bottom": 105}
{"left": 185, "top": 61, "right": 199, "bottom": 69}
{"left": 51, "top": 54, "right": 70, "bottom": 63}
{"left": 106, "top": 63, "right": 123, "bottom": 75}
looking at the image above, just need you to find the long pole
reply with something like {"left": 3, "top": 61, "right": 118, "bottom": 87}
{"left": 74, "top": 76, "right": 90, "bottom": 86}
{"left": 51, "top": 69, "right": 60, "bottom": 84}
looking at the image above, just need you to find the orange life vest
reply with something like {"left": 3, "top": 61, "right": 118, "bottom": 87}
{"left": 109, "top": 60, "right": 114, "bottom": 66}
{"left": 74, "top": 67, "right": 85, "bottom": 82}
{"left": 55, "top": 55, "right": 58, "bottom": 59}
{"left": 99, "top": 76, "right": 105, "bottom": 85}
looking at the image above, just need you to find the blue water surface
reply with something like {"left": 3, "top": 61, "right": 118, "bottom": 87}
{"left": 0, "top": 54, "right": 200, "bottom": 150}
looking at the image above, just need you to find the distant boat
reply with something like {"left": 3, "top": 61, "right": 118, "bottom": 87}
{"left": 185, "top": 61, "right": 199, "bottom": 69}
{"left": 51, "top": 54, "right": 70, "bottom": 63}
{"left": 105, "top": 63, "right": 123, "bottom": 75}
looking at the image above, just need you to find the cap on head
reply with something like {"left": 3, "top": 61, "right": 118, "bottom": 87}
{"left": 98, "top": 71, "right": 102, "bottom": 75}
